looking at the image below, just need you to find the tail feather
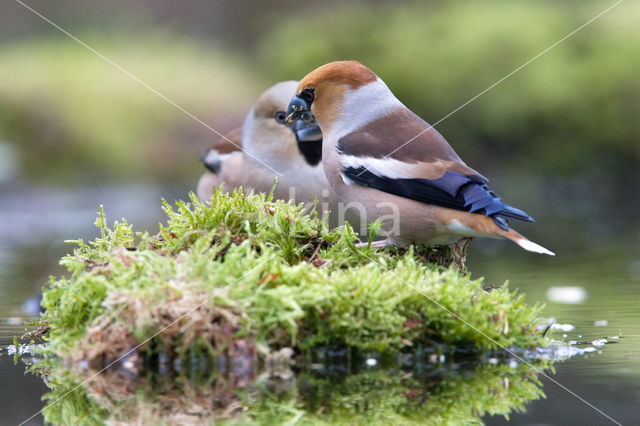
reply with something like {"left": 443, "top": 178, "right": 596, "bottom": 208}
{"left": 503, "top": 229, "right": 555, "bottom": 256}
{"left": 514, "top": 238, "right": 555, "bottom": 256}
{"left": 446, "top": 212, "right": 554, "bottom": 256}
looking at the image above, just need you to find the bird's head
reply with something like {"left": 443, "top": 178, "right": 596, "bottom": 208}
{"left": 286, "top": 61, "right": 378, "bottom": 137}
{"left": 243, "top": 80, "right": 323, "bottom": 166}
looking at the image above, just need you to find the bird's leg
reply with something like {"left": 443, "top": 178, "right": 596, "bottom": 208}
{"left": 449, "top": 237, "right": 473, "bottom": 273}
{"left": 412, "top": 238, "right": 472, "bottom": 271}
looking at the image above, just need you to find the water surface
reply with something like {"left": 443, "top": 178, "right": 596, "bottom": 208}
{"left": 472, "top": 243, "right": 640, "bottom": 425}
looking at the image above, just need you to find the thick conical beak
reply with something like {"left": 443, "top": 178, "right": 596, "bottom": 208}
{"left": 291, "top": 119, "right": 322, "bottom": 143}
{"left": 285, "top": 93, "right": 313, "bottom": 123}
{"left": 286, "top": 93, "right": 322, "bottom": 166}
{"left": 199, "top": 149, "right": 222, "bottom": 174}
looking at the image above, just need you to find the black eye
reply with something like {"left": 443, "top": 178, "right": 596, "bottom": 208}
{"left": 301, "top": 88, "right": 315, "bottom": 103}
{"left": 274, "top": 111, "right": 287, "bottom": 124}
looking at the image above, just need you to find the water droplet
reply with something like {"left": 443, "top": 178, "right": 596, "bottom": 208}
{"left": 591, "top": 339, "right": 608, "bottom": 347}
{"left": 546, "top": 286, "right": 587, "bottom": 304}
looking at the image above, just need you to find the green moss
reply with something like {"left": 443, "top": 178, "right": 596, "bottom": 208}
{"left": 39, "top": 189, "right": 546, "bottom": 359}
{"left": 33, "top": 189, "right": 552, "bottom": 423}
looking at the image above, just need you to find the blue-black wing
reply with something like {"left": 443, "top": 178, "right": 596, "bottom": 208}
{"left": 342, "top": 167, "right": 534, "bottom": 231}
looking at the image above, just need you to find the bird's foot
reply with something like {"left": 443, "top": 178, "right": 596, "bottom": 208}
{"left": 411, "top": 238, "right": 472, "bottom": 272}
{"left": 448, "top": 237, "right": 473, "bottom": 272}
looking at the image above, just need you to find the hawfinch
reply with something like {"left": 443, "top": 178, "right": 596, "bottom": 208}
{"left": 286, "top": 61, "right": 554, "bottom": 255}
{"left": 197, "top": 81, "right": 330, "bottom": 206}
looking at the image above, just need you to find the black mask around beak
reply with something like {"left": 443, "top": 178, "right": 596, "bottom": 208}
{"left": 286, "top": 92, "right": 323, "bottom": 166}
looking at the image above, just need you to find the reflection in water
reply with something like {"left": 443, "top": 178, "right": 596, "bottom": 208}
{"left": 35, "top": 346, "right": 559, "bottom": 425}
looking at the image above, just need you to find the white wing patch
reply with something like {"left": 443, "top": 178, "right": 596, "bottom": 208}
{"left": 339, "top": 154, "right": 416, "bottom": 179}
{"left": 340, "top": 172, "right": 355, "bottom": 186}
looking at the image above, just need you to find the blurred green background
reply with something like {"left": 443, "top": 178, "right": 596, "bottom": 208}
{"left": 0, "top": 0, "right": 638, "bottom": 245}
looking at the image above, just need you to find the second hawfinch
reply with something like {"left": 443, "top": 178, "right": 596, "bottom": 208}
{"left": 286, "top": 61, "right": 554, "bottom": 255}
{"left": 197, "top": 81, "right": 331, "bottom": 206}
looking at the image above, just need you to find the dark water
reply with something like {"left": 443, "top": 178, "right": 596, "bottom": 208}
{"left": 472, "top": 243, "right": 640, "bottom": 426}
{"left": 0, "top": 186, "right": 638, "bottom": 425}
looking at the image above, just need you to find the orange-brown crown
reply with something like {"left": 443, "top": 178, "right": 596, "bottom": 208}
{"left": 297, "top": 61, "right": 377, "bottom": 90}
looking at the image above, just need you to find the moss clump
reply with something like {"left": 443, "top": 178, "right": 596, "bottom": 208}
{"left": 38, "top": 189, "right": 546, "bottom": 363}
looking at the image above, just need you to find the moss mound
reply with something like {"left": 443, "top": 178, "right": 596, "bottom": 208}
{"left": 38, "top": 190, "right": 546, "bottom": 364}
